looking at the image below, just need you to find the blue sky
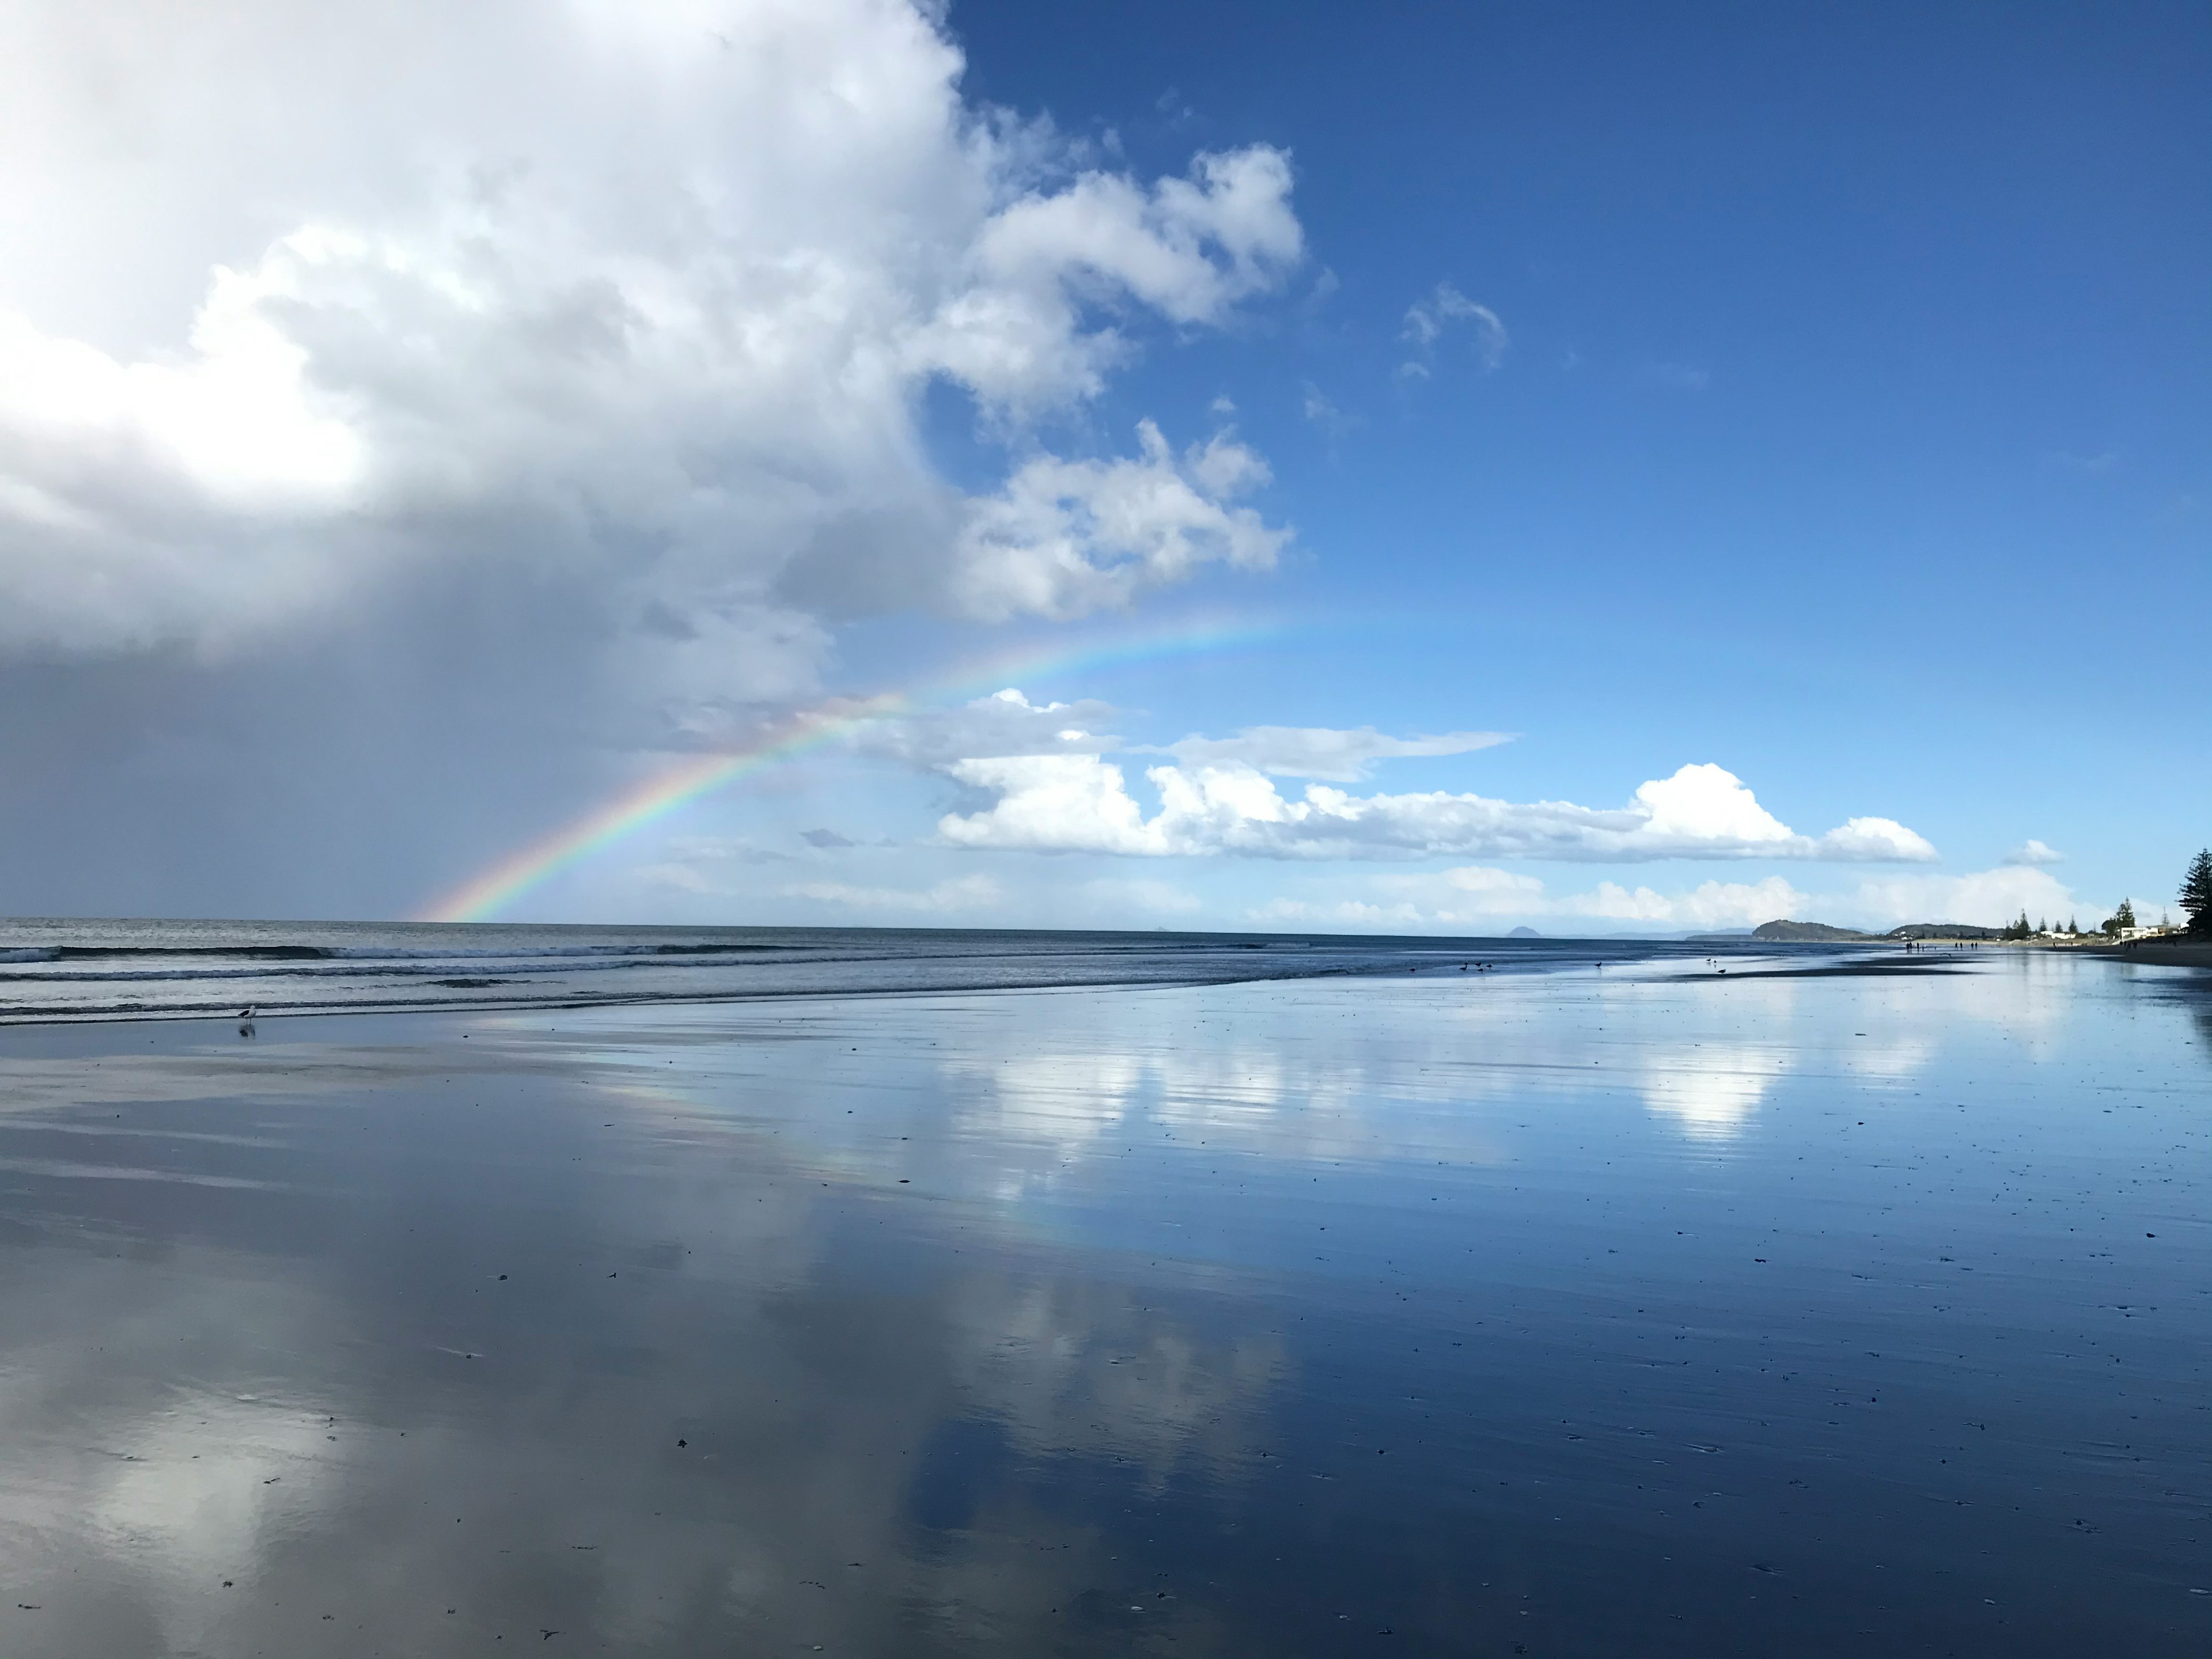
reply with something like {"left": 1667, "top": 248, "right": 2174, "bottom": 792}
{"left": 0, "top": 0, "right": 2203, "bottom": 931}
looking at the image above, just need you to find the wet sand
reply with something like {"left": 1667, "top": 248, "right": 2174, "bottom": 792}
{"left": 0, "top": 953, "right": 2206, "bottom": 1656}
{"left": 2092, "top": 939, "right": 2212, "bottom": 969}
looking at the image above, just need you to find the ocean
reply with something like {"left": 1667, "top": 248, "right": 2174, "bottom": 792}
{"left": 0, "top": 916, "right": 1729, "bottom": 1023}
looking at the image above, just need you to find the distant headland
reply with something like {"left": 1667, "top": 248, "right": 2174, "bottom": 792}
{"left": 1680, "top": 848, "right": 2212, "bottom": 967}
{"left": 1740, "top": 849, "right": 2212, "bottom": 957}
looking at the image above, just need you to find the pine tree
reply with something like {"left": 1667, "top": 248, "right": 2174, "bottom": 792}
{"left": 2116, "top": 898, "right": 2137, "bottom": 930}
{"left": 2182, "top": 849, "right": 2212, "bottom": 938}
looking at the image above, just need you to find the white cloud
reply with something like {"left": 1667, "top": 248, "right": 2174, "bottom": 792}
{"left": 941, "top": 755, "right": 1165, "bottom": 854}
{"left": 2004, "top": 839, "right": 2064, "bottom": 866}
{"left": 0, "top": 0, "right": 1301, "bottom": 657}
{"left": 1845, "top": 866, "right": 2076, "bottom": 930}
{"left": 857, "top": 688, "right": 1122, "bottom": 768}
{"left": 1400, "top": 281, "right": 1507, "bottom": 376}
{"left": 921, "top": 147, "right": 1302, "bottom": 414}
{"left": 939, "top": 756, "right": 1936, "bottom": 864}
{"left": 782, "top": 874, "right": 1003, "bottom": 914}
{"left": 950, "top": 421, "right": 1289, "bottom": 621}
{"left": 1156, "top": 724, "right": 1510, "bottom": 781}
{"left": 1561, "top": 876, "right": 1812, "bottom": 927}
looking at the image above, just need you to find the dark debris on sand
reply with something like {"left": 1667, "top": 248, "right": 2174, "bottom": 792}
{"left": 1697, "top": 957, "right": 1963, "bottom": 980}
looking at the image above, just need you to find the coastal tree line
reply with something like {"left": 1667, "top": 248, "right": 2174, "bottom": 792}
{"left": 1994, "top": 850, "right": 2212, "bottom": 942}
{"left": 2184, "top": 849, "right": 2212, "bottom": 937}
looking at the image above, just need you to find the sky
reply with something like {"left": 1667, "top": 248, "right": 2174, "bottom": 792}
{"left": 0, "top": 0, "right": 2205, "bottom": 935}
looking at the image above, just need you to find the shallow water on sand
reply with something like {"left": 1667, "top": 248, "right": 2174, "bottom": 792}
{"left": 0, "top": 952, "right": 2205, "bottom": 1656}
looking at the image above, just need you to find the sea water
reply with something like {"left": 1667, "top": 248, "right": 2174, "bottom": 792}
{"left": 0, "top": 916, "right": 1726, "bottom": 1022}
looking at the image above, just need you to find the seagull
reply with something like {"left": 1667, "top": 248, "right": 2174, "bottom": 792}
{"left": 237, "top": 1005, "right": 257, "bottom": 1021}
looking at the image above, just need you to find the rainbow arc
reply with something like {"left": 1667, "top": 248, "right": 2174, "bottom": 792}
{"left": 416, "top": 616, "right": 1285, "bottom": 922}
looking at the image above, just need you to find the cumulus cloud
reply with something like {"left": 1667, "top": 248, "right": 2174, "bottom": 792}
{"left": 0, "top": 0, "right": 1301, "bottom": 658}
{"left": 918, "top": 147, "right": 1302, "bottom": 414}
{"left": 1399, "top": 282, "right": 1507, "bottom": 377}
{"left": 950, "top": 422, "right": 1289, "bottom": 621}
{"left": 2004, "top": 839, "right": 2064, "bottom": 866}
{"left": 938, "top": 757, "right": 1937, "bottom": 863}
{"left": 1156, "top": 725, "right": 1510, "bottom": 781}
{"left": 0, "top": 0, "right": 1322, "bottom": 914}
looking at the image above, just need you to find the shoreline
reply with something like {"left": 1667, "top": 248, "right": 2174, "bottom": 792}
{"left": 0, "top": 925, "right": 1861, "bottom": 1029}
{"left": 2086, "top": 938, "right": 2212, "bottom": 968}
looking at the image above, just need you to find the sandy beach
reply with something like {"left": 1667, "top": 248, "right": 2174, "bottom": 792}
{"left": 2090, "top": 939, "right": 2212, "bottom": 969}
{"left": 0, "top": 951, "right": 2205, "bottom": 1656}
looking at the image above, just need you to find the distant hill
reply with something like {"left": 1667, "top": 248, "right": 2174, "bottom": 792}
{"left": 1752, "top": 920, "right": 1884, "bottom": 942}
{"left": 1508, "top": 926, "right": 1541, "bottom": 938}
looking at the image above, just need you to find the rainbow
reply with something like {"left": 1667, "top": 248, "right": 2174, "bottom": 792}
{"left": 416, "top": 614, "right": 1286, "bottom": 923}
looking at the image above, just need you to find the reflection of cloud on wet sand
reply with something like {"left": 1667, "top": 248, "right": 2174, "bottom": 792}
{"left": 943, "top": 1049, "right": 1147, "bottom": 1183}
{"left": 1635, "top": 1043, "right": 1793, "bottom": 1140}
{"left": 948, "top": 1273, "right": 1285, "bottom": 1497}
{"left": 938, "top": 1029, "right": 1384, "bottom": 1195}
{"left": 0, "top": 1247, "right": 350, "bottom": 1653}
{"left": 0, "top": 1031, "right": 1285, "bottom": 1657}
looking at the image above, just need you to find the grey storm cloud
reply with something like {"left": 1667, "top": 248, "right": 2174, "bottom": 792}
{"left": 0, "top": 0, "right": 1305, "bottom": 915}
